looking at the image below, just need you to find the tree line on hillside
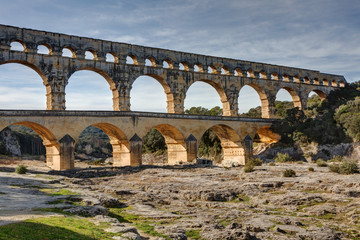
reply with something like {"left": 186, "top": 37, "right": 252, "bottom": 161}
{"left": 271, "top": 81, "right": 360, "bottom": 145}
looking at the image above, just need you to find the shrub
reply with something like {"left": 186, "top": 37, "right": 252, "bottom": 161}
{"left": 316, "top": 158, "right": 327, "bottom": 167}
{"left": 283, "top": 169, "right": 296, "bottom": 177}
{"left": 339, "top": 159, "right": 359, "bottom": 174}
{"left": 328, "top": 163, "right": 340, "bottom": 173}
{"left": 329, "top": 155, "right": 344, "bottom": 162}
{"left": 247, "top": 157, "right": 263, "bottom": 166}
{"left": 308, "top": 167, "right": 315, "bottom": 172}
{"left": 244, "top": 164, "right": 254, "bottom": 173}
{"left": 15, "top": 164, "right": 27, "bottom": 174}
{"left": 91, "top": 159, "right": 103, "bottom": 165}
{"left": 269, "top": 162, "right": 276, "bottom": 166}
{"left": 328, "top": 159, "right": 359, "bottom": 174}
{"left": 275, "top": 153, "right": 292, "bottom": 163}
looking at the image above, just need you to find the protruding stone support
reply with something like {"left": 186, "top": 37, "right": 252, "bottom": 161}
{"left": 116, "top": 81, "right": 131, "bottom": 111}
{"left": 56, "top": 134, "right": 75, "bottom": 170}
{"left": 185, "top": 134, "right": 197, "bottom": 162}
{"left": 44, "top": 141, "right": 61, "bottom": 169}
{"left": 167, "top": 142, "right": 188, "bottom": 165}
{"left": 111, "top": 140, "right": 132, "bottom": 167}
{"left": 45, "top": 71, "right": 68, "bottom": 110}
{"left": 224, "top": 89, "right": 239, "bottom": 116}
{"left": 169, "top": 92, "right": 185, "bottom": 114}
{"left": 129, "top": 134, "right": 142, "bottom": 166}
{"left": 222, "top": 143, "right": 246, "bottom": 166}
{"left": 243, "top": 135, "right": 253, "bottom": 163}
{"left": 262, "top": 95, "right": 276, "bottom": 118}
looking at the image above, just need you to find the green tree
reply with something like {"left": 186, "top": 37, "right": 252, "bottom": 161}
{"left": 143, "top": 128, "right": 166, "bottom": 153}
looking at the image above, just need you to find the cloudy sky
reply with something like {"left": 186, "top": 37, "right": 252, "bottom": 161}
{"left": 0, "top": 0, "right": 359, "bottom": 112}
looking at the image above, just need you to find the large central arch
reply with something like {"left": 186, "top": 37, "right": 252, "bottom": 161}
{"left": 240, "top": 83, "right": 270, "bottom": 118}
{"left": 130, "top": 73, "right": 174, "bottom": 113}
{"left": 278, "top": 87, "right": 302, "bottom": 109}
{"left": 186, "top": 79, "right": 230, "bottom": 116}
{"left": 67, "top": 67, "right": 118, "bottom": 110}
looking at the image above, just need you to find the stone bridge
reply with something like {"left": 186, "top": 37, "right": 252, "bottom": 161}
{"left": 0, "top": 25, "right": 347, "bottom": 170}
{"left": 0, "top": 24, "right": 346, "bottom": 118}
{"left": 0, "top": 110, "right": 276, "bottom": 170}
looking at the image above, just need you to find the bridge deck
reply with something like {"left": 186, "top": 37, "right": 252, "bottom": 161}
{"left": 0, "top": 110, "right": 276, "bottom": 123}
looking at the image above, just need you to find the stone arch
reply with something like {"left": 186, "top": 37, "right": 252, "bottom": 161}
{"left": 239, "top": 83, "right": 271, "bottom": 118}
{"left": 204, "top": 124, "right": 245, "bottom": 165}
{"left": 0, "top": 60, "right": 53, "bottom": 110}
{"left": 277, "top": 87, "right": 302, "bottom": 109}
{"left": 221, "top": 66, "right": 230, "bottom": 75}
{"left": 106, "top": 52, "right": 119, "bottom": 63}
{"left": 10, "top": 39, "right": 27, "bottom": 51}
{"left": 179, "top": 61, "right": 189, "bottom": 71}
{"left": 68, "top": 67, "right": 119, "bottom": 110}
{"left": 129, "top": 73, "right": 174, "bottom": 113}
{"left": 84, "top": 48, "right": 98, "bottom": 60}
{"left": 194, "top": 63, "right": 204, "bottom": 72}
{"left": 89, "top": 123, "right": 132, "bottom": 167}
{"left": 36, "top": 42, "right": 52, "bottom": 55}
{"left": 150, "top": 124, "right": 187, "bottom": 165}
{"left": 309, "top": 89, "right": 327, "bottom": 101}
{"left": 11, "top": 121, "right": 61, "bottom": 169}
{"left": 163, "top": 59, "right": 173, "bottom": 69}
{"left": 247, "top": 69, "right": 255, "bottom": 78}
{"left": 339, "top": 81, "right": 345, "bottom": 88}
{"left": 234, "top": 68, "right": 242, "bottom": 76}
{"left": 145, "top": 56, "right": 156, "bottom": 67}
{"left": 186, "top": 79, "right": 230, "bottom": 116}
{"left": 271, "top": 72, "right": 279, "bottom": 80}
{"left": 331, "top": 80, "right": 338, "bottom": 87}
{"left": 62, "top": 46, "right": 76, "bottom": 58}
{"left": 256, "top": 125, "right": 281, "bottom": 143}
{"left": 126, "top": 54, "right": 138, "bottom": 65}
{"left": 208, "top": 65, "right": 217, "bottom": 74}
{"left": 259, "top": 70, "right": 267, "bottom": 79}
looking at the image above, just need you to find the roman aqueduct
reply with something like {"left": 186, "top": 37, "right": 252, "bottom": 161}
{"left": 0, "top": 25, "right": 346, "bottom": 170}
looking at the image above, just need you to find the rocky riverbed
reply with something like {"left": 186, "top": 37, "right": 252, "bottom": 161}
{"left": 1, "top": 159, "right": 360, "bottom": 239}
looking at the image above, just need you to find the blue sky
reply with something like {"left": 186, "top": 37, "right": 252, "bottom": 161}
{"left": 0, "top": 0, "right": 359, "bottom": 112}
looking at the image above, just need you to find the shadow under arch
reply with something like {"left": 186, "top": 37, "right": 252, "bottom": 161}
{"left": 130, "top": 73, "right": 175, "bottom": 113}
{"left": 256, "top": 125, "right": 281, "bottom": 144}
{"left": 151, "top": 124, "right": 188, "bottom": 164}
{"left": 68, "top": 67, "right": 119, "bottom": 110}
{"left": 186, "top": 79, "right": 230, "bottom": 116}
{"left": 203, "top": 124, "right": 246, "bottom": 165}
{"left": 11, "top": 121, "right": 60, "bottom": 169}
{"left": 309, "top": 89, "right": 327, "bottom": 101}
{"left": 77, "top": 122, "right": 133, "bottom": 167}
{"left": 239, "top": 83, "right": 270, "bottom": 118}
{"left": 0, "top": 61, "right": 53, "bottom": 110}
{"left": 277, "top": 87, "right": 302, "bottom": 109}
